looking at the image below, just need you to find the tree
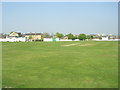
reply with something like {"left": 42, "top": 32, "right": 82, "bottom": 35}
{"left": 56, "top": 32, "right": 64, "bottom": 39}
{"left": 43, "top": 32, "right": 51, "bottom": 38}
{"left": 10, "top": 32, "right": 14, "bottom": 34}
{"left": 41, "top": 35, "right": 44, "bottom": 40}
{"left": 86, "top": 35, "right": 91, "bottom": 40}
{"left": 78, "top": 34, "right": 86, "bottom": 40}
{"left": 0, "top": 33, "right": 6, "bottom": 38}
{"left": 66, "top": 33, "right": 74, "bottom": 39}
{"left": 72, "top": 36, "right": 77, "bottom": 40}
{"left": 90, "top": 35, "right": 94, "bottom": 39}
{"left": 29, "top": 35, "right": 32, "bottom": 41}
{"left": 66, "top": 33, "right": 78, "bottom": 40}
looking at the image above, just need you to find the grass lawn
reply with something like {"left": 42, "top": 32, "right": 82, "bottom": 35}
{"left": 2, "top": 41, "right": 118, "bottom": 88}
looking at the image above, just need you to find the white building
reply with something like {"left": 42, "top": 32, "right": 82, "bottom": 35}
{"left": 102, "top": 36, "right": 109, "bottom": 40}
{"left": 0, "top": 36, "right": 26, "bottom": 42}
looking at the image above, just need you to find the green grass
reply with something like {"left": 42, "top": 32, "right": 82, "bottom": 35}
{"left": 2, "top": 41, "right": 118, "bottom": 88}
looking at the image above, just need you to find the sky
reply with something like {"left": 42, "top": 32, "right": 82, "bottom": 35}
{"left": 2, "top": 2, "right": 118, "bottom": 35}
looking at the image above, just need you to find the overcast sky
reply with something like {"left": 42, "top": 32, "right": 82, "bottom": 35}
{"left": 2, "top": 2, "right": 118, "bottom": 35}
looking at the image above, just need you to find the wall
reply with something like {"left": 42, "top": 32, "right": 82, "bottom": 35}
{"left": 0, "top": 37, "right": 26, "bottom": 42}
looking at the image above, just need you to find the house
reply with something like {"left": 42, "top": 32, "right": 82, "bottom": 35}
{"left": 108, "top": 34, "right": 116, "bottom": 40}
{"left": 63, "top": 35, "right": 68, "bottom": 40}
{"left": 90, "top": 34, "right": 101, "bottom": 39}
{"left": 4, "top": 32, "right": 26, "bottom": 42}
{"left": 25, "top": 33, "right": 42, "bottom": 41}
{"left": 101, "top": 36, "right": 109, "bottom": 40}
{"left": 101, "top": 34, "right": 110, "bottom": 40}
{"left": 9, "top": 32, "right": 22, "bottom": 37}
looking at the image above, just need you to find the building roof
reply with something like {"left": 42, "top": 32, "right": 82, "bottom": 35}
{"left": 25, "top": 33, "right": 43, "bottom": 35}
{"left": 9, "top": 32, "right": 22, "bottom": 37}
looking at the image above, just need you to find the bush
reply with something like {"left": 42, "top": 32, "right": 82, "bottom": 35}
{"left": 34, "top": 39, "right": 43, "bottom": 42}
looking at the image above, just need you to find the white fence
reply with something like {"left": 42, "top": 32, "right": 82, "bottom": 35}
{"left": 0, "top": 37, "right": 26, "bottom": 42}
{"left": 43, "top": 38, "right": 53, "bottom": 41}
{"left": 59, "top": 39, "right": 73, "bottom": 41}
{"left": 1, "top": 38, "right": 119, "bottom": 42}
{"left": 93, "top": 39, "right": 120, "bottom": 41}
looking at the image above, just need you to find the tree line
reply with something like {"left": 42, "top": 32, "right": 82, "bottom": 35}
{"left": 56, "top": 32, "right": 92, "bottom": 40}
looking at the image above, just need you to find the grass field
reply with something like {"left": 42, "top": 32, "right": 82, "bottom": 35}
{"left": 2, "top": 41, "right": 118, "bottom": 88}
